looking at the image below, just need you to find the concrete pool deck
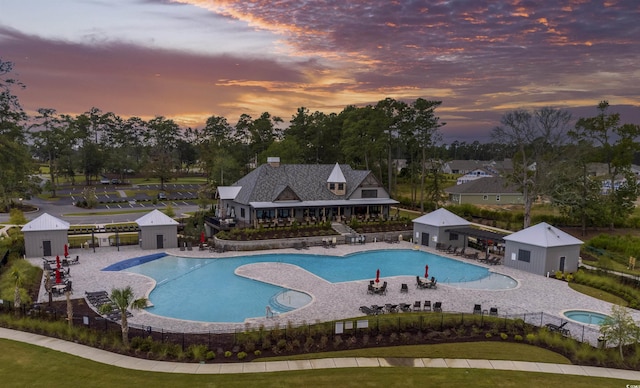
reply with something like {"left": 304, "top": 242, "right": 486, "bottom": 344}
{"left": 30, "top": 241, "right": 640, "bottom": 345}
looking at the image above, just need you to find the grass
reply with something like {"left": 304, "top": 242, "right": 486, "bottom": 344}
{"left": 0, "top": 339, "right": 631, "bottom": 388}
{"left": 569, "top": 282, "right": 628, "bottom": 306}
{"left": 257, "top": 342, "right": 571, "bottom": 363}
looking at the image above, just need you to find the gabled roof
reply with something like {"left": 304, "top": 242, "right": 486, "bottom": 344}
{"left": 504, "top": 222, "right": 583, "bottom": 247}
{"left": 21, "top": 213, "right": 70, "bottom": 232}
{"left": 412, "top": 208, "right": 471, "bottom": 227}
{"left": 218, "top": 186, "right": 242, "bottom": 200}
{"left": 135, "top": 209, "right": 179, "bottom": 226}
{"left": 327, "top": 162, "right": 346, "bottom": 183}
{"left": 445, "top": 177, "right": 521, "bottom": 194}
{"left": 225, "top": 163, "right": 378, "bottom": 205}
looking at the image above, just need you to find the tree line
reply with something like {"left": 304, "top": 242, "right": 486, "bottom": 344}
{"left": 1, "top": 58, "right": 640, "bottom": 232}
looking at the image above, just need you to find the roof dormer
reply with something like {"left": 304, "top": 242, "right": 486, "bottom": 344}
{"left": 327, "top": 162, "right": 346, "bottom": 195}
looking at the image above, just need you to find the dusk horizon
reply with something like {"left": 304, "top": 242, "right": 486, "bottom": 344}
{"left": 1, "top": 0, "right": 638, "bottom": 142}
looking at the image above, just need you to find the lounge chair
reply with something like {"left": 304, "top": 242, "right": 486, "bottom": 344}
{"left": 359, "top": 306, "right": 377, "bottom": 316}
{"left": 442, "top": 245, "right": 452, "bottom": 252}
{"left": 371, "top": 305, "right": 385, "bottom": 314}
{"left": 423, "top": 301, "right": 431, "bottom": 311}
{"left": 464, "top": 252, "right": 479, "bottom": 260}
{"left": 433, "top": 301, "right": 442, "bottom": 312}
{"left": 489, "top": 256, "right": 502, "bottom": 265}
{"left": 473, "top": 304, "right": 482, "bottom": 314}
{"left": 413, "top": 301, "right": 421, "bottom": 311}
{"left": 400, "top": 283, "right": 408, "bottom": 293}
{"left": 456, "top": 247, "right": 466, "bottom": 256}
{"left": 447, "top": 246, "right": 457, "bottom": 254}
{"left": 489, "top": 307, "right": 498, "bottom": 316}
{"left": 385, "top": 304, "right": 398, "bottom": 313}
{"left": 399, "top": 303, "right": 412, "bottom": 312}
{"left": 545, "top": 321, "right": 570, "bottom": 337}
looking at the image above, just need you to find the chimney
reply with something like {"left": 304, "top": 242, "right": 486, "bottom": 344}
{"left": 267, "top": 157, "right": 280, "bottom": 167}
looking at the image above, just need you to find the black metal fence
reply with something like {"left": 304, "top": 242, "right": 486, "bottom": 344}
{"left": 1, "top": 301, "right": 605, "bottom": 352}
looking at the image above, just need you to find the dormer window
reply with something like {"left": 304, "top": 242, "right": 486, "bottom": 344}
{"left": 327, "top": 162, "right": 346, "bottom": 195}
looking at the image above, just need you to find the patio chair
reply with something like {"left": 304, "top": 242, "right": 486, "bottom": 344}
{"left": 423, "top": 300, "right": 431, "bottom": 311}
{"left": 489, "top": 307, "right": 498, "bottom": 316}
{"left": 473, "top": 304, "right": 482, "bottom": 314}
{"left": 427, "top": 278, "right": 438, "bottom": 289}
{"left": 433, "top": 301, "right": 442, "bottom": 312}
{"left": 413, "top": 301, "right": 421, "bottom": 311}
{"left": 367, "top": 284, "right": 375, "bottom": 295}
{"left": 400, "top": 283, "right": 408, "bottom": 293}
{"left": 416, "top": 276, "right": 427, "bottom": 289}
{"left": 379, "top": 281, "right": 388, "bottom": 295}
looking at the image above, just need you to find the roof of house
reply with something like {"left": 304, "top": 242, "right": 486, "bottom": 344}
{"left": 135, "top": 209, "right": 179, "bottom": 226}
{"left": 445, "top": 177, "right": 521, "bottom": 195}
{"left": 445, "top": 160, "right": 483, "bottom": 172}
{"left": 223, "top": 163, "right": 380, "bottom": 204}
{"left": 21, "top": 213, "right": 70, "bottom": 232}
{"left": 412, "top": 208, "right": 471, "bottom": 227}
{"left": 503, "top": 222, "right": 583, "bottom": 247}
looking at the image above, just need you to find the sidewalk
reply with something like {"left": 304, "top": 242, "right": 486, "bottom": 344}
{"left": 0, "top": 327, "right": 637, "bottom": 380}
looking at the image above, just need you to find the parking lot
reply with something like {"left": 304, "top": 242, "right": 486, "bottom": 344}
{"left": 54, "top": 183, "right": 203, "bottom": 210}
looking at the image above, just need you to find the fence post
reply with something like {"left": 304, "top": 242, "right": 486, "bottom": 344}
{"left": 182, "top": 332, "right": 185, "bottom": 351}
{"left": 440, "top": 313, "right": 444, "bottom": 331}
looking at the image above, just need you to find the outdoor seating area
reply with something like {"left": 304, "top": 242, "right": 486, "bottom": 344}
{"left": 416, "top": 276, "right": 438, "bottom": 289}
{"left": 367, "top": 281, "right": 388, "bottom": 295}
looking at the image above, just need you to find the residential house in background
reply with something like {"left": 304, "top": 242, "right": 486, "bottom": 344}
{"left": 445, "top": 177, "right": 523, "bottom": 205}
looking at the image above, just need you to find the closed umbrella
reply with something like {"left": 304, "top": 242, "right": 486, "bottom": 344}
{"left": 200, "top": 231, "right": 206, "bottom": 244}
{"left": 64, "top": 244, "right": 69, "bottom": 258}
{"left": 56, "top": 255, "right": 61, "bottom": 269}
{"left": 375, "top": 268, "right": 380, "bottom": 283}
{"left": 55, "top": 268, "right": 61, "bottom": 284}
{"left": 425, "top": 264, "right": 429, "bottom": 278}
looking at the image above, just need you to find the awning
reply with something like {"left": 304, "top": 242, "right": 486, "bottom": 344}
{"left": 445, "top": 227, "right": 508, "bottom": 243}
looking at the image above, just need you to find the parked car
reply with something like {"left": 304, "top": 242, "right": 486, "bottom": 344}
{"left": 111, "top": 178, "right": 121, "bottom": 184}
{"left": 157, "top": 192, "right": 167, "bottom": 200}
{"left": 100, "top": 177, "right": 110, "bottom": 184}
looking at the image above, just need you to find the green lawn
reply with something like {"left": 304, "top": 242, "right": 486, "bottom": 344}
{"left": 569, "top": 282, "right": 628, "bottom": 306}
{"left": 0, "top": 339, "right": 630, "bottom": 388}
{"left": 257, "top": 342, "right": 571, "bottom": 364}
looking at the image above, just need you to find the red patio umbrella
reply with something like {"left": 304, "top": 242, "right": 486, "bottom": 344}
{"left": 425, "top": 264, "right": 429, "bottom": 278}
{"left": 200, "top": 231, "right": 206, "bottom": 244}
{"left": 56, "top": 255, "right": 61, "bottom": 269}
{"left": 64, "top": 244, "right": 69, "bottom": 258}
{"left": 375, "top": 268, "right": 380, "bottom": 283}
{"left": 55, "top": 268, "right": 61, "bottom": 284}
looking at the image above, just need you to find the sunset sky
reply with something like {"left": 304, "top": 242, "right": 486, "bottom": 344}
{"left": 1, "top": 0, "right": 638, "bottom": 141}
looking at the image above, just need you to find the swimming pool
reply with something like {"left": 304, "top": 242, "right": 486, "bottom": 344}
{"left": 119, "top": 249, "right": 517, "bottom": 323}
{"left": 563, "top": 310, "right": 610, "bottom": 325}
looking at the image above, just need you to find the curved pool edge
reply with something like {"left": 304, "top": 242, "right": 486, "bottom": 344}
{"left": 560, "top": 309, "right": 611, "bottom": 326}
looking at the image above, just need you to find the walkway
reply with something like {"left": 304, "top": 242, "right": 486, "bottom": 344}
{"left": 0, "top": 327, "right": 636, "bottom": 380}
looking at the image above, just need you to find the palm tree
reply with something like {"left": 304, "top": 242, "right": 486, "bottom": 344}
{"left": 10, "top": 267, "right": 24, "bottom": 309}
{"left": 100, "top": 286, "right": 147, "bottom": 347}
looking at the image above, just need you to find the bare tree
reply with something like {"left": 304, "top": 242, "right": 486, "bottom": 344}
{"left": 492, "top": 107, "right": 571, "bottom": 228}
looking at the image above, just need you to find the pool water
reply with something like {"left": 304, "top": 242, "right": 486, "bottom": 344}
{"left": 120, "top": 249, "right": 517, "bottom": 323}
{"left": 563, "top": 310, "right": 610, "bottom": 325}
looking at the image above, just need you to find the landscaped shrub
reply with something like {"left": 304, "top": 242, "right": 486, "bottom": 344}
{"left": 237, "top": 351, "right": 247, "bottom": 360}
{"left": 500, "top": 333, "right": 508, "bottom": 340}
{"left": 187, "top": 344, "right": 208, "bottom": 362}
{"left": 224, "top": 350, "right": 232, "bottom": 358}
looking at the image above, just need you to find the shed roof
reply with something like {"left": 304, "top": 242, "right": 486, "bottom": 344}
{"left": 412, "top": 208, "right": 471, "bottom": 227}
{"left": 21, "top": 213, "right": 70, "bottom": 232}
{"left": 503, "top": 222, "right": 583, "bottom": 247}
{"left": 135, "top": 209, "right": 179, "bottom": 226}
